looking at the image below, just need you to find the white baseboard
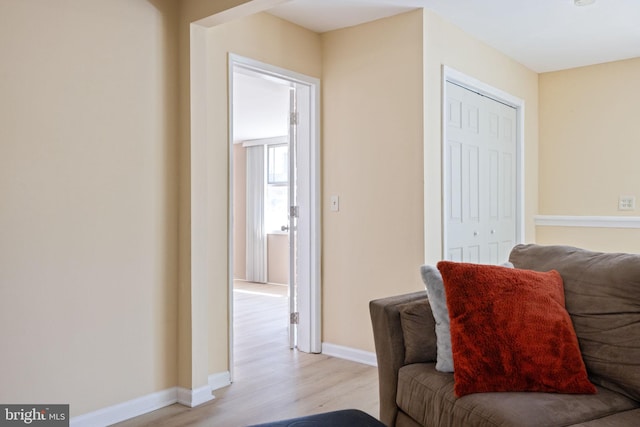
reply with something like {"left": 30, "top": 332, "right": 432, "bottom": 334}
{"left": 322, "top": 342, "right": 377, "bottom": 367}
{"left": 70, "top": 371, "right": 229, "bottom": 426}
{"left": 177, "top": 384, "right": 215, "bottom": 408}
{"left": 209, "top": 371, "right": 231, "bottom": 391}
{"left": 70, "top": 388, "right": 177, "bottom": 427}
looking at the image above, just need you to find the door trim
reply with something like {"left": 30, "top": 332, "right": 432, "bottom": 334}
{"left": 441, "top": 66, "right": 525, "bottom": 259}
{"left": 228, "top": 54, "right": 322, "bottom": 372}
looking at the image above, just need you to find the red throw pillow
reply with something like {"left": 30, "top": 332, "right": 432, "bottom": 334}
{"left": 437, "top": 261, "right": 596, "bottom": 397}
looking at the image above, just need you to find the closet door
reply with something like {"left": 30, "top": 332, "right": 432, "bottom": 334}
{"left": 444, "top": 81, "right": 517, "bottom": 264}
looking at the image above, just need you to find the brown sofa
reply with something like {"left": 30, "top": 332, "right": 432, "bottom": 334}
{"left": 370, "top": 244, "right": 640, "bottom": 427}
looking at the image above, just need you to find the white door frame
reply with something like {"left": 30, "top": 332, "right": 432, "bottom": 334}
{"left": 228, "top": 54, "right": 322, "bottom": 375}
{"left": 442, "top": 66, "right": 525, "bottom": 259}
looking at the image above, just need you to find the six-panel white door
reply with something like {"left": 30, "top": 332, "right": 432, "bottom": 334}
{"left": 444, "top": 81, "right": 517, "bottom": 264}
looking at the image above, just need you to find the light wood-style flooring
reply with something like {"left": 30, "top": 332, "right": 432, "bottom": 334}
{"left": 114, "top": 281, "right": 379, "bottom": 426}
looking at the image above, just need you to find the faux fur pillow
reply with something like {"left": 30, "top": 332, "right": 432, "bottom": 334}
{"left": 437, "top": 261, "right": 596, "bottom": 397}
{"left": 420, "top": 262, "right": 513, "bottom": 372}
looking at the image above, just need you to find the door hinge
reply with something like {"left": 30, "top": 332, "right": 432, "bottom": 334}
{"left": 290, "top": 111, "right": 299, "bottom": 126}
{"left": 290, "top": 312, "right": 299, "bottom": 325}
{"left": 290, "top": 205, "right": 299, "bottom": 218}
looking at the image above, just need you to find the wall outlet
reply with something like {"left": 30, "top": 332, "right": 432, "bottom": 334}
{"left": 618, "top": 195, "right": 636, "bottom": 211}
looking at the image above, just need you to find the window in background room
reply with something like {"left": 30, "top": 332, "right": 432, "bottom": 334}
{"left": 265, "top": 143, "right": 289, "bottom": 233}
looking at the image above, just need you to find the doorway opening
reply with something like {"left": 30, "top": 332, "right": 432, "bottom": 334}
{"left": 231, "top": 67, "right": 290, "bottom": 285}
{"left": 228, "top": 55, "right": 321, "bottom": 380}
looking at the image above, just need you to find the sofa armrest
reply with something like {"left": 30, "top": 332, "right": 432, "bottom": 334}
{"left": 370, "top": 291, "right": 431, "bottom": 427}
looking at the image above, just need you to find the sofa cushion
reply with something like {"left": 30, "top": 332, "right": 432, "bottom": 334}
{"left": 398, "top": 300, "right": 437, "bottom": 365}
{"left": 568, "top": 409, "right": 640, "bottom": 426}
{"left": 509, "top": 244, "right": 640, "bottom": 402}
{"left": 437, "top": 261, "right": 595, "bottom": 397}
{"left": 396, "top": 363, "right": 640, "bottom": 427}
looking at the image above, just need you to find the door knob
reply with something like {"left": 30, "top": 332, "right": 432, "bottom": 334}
{"left": 281, "top": 225, "right": 289, "bottom": 232}
{"left": 473, "top": 231, "right": 479, "bottom": 236}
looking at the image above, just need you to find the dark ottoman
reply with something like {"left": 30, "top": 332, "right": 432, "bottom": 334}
{"left": 247, "top": 409, "right": 385, "bottom": 427}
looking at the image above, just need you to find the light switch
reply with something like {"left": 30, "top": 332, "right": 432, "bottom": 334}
{"left": 330, "top": 195, "right": 339, "bottom": 212}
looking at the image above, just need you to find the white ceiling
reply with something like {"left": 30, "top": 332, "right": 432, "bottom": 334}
{"left": 233, "top": 70, "right": 290, "bottom": 143}
{"left": 268, "top": 0, "right": 640, "bottom": 73}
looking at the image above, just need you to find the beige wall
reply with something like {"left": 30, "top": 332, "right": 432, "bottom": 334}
{"left": 537, "top": 58, "right": 640, "bottom": 252}
{"left": 320, "top": 9, "right": 539, "bottom": 354}
{"left": 536, "top": 227, "right": 640, "bottom": 253}
{"left": 268, "top": 234, "right": 289, "bottom": 285}
{"left": 0, "top": 0, "right": 178, "bottom": 416}
{"left": 422, "top": 10, "right": 540, "bottom": 264}
{"left": 321, "top": 11, "right": 425, "bottom": 352}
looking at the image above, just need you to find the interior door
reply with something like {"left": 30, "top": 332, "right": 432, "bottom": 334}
{"left": 288, "top": 80, "right": 318, "bottom": 353}
{"left": 288, "top": 84, "right": 298, "bottom": 349}
{"left": 444, "top": 81, "right": 517, "bottom": 264}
